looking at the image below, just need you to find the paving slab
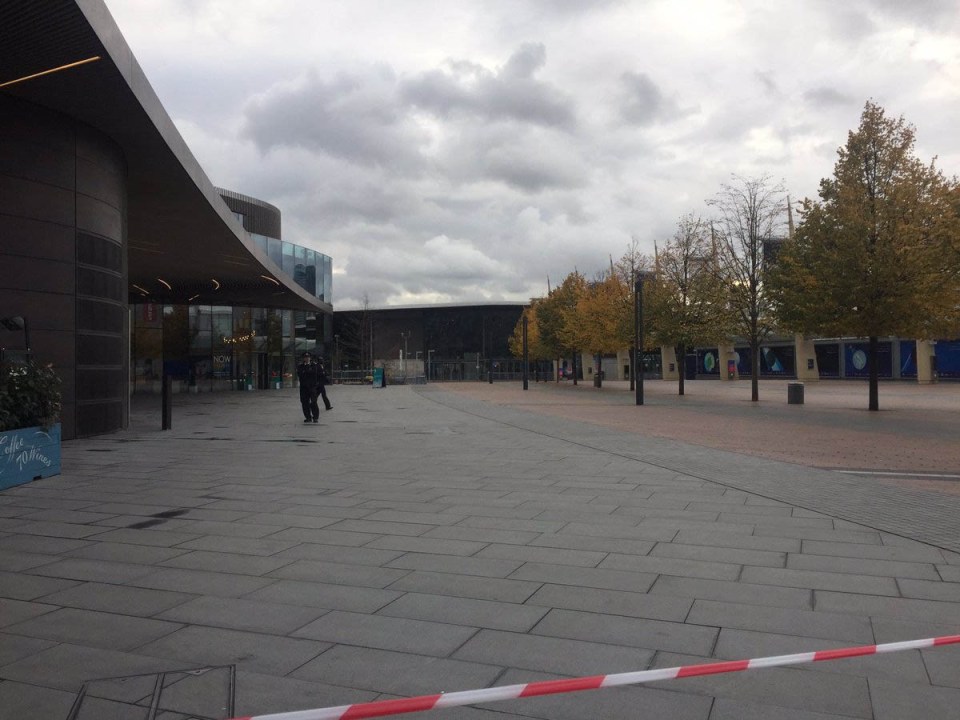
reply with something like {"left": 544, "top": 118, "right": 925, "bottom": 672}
{"left": 2, "top": 382, "right": 959, "bottom": 720}
{"left": 532, "top": 608, "right": 718, "bottom": 655}
{"left": 289, "top": 645, "right": 502, "bottom": 697}
{"left": 4, "top": 607, "right": 182, "bottom": 651}
{"left": 291, "top": 610, "right": 479, "bottom": 656}
{"left": 452, "top": 628, "right": 656, "bottom": 676}
{"left": 134, "top": 625, "right": 330, "bottom": 676}
{"left": 35, "top": 581, "right": 195, "bottom": 616}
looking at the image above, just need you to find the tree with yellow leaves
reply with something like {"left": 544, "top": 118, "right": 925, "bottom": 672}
{"left": 771, "top": 101, "right": 960, "bottom": 410}
{"left": 648, "top": 213, "right": 732, "bottom": 396}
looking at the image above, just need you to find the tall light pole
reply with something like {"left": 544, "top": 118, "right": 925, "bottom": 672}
{"left": 634, "top": 273, "right": 651, "bottom": 405}
{"left": 522, "top": 315, "right": 529, "bottom": 390}
{"left": 334, "top": 334, "right": 340, "bottom": 382}
{"left": 400, "top": 331, "right": 410, "bottom": 380}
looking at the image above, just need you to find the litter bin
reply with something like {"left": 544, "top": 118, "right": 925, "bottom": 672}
{"left": 787, "top": 382, "right": 804, "bottom": 405}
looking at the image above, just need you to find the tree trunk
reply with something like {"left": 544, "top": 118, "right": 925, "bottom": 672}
{"left": 629, "top": 345, "right": 635, "bottom": 392}
{"left": 595, "top": 354, "right": 602, "bottom": 388}
{"left": 750, "top": 338, "right": 759, "bottom": 402}
{"left": 869, "top": 336, "right": 879, "bottom": 411}
{"left": 676, "top": 343, "right": 685, "bottom": 396}
{"left": 572, "top": 351, "right": 578, "bottom": 386}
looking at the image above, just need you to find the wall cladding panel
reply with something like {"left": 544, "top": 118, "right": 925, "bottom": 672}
{"left": 77, "top": 266, "right": 124, "bottom": 302}
{"left": 76, "top": 402, "right": 123, "bottom": 437}
{"left": 77, "top": 233, "right": 122, "bottom": 272}
{"left": 0, "top": 175, "right": 75, "bottom": 227}
{"left": 77, "top": 298, "right": 125, "bottom": 333}
{"left": 0, "top": 138, "right": 75, "bottom": 189}
{"left": 0, "top": 216, "right": 75, "bottom": 263}
{"left": 0, "top": 255, "right": 75, "bottom": 295}
{"left": 77, "top": 193, "right": 123, "bottom": 240}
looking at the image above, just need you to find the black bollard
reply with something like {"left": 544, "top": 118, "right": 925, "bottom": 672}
{"left": 162, "top": 373, "right": 172, "bottom": 430}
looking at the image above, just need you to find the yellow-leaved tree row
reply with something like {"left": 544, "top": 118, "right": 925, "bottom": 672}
{"left": 511, "top": 101, "right": 960, "bottom": 409}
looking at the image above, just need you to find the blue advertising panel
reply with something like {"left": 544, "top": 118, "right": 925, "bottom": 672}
{"left": 697, "top": 348, "right": 720, "bottom": 375}
{"left": 734, "top": 346, "right": 795, "bottom": 377}
{"left": 899, "top": 340, "right": 917, "bottom": 377}
{"left": 844, "top": 341, "right": 892, "bottom": 378}
{"left": 760, "top": 346, "right": 795, "bottom": 376}
{"left": 935, "top": 340, "right": 960, "bottom": 378}
{"left": 735, "top": 347, "right": 751, "bottom": 376}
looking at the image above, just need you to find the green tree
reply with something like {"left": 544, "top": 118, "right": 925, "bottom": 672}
{"left": 648, "top": 213, "right": 731, "bottom": 396}
{"left": 709, "top": 175, "right": 787, "bottom": 402}
{"left": 771, "top": 101, "right": 960, "bottom": 410}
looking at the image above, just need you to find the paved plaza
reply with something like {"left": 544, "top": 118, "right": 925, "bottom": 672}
{"left": 1, "top": 380, "right": 960, "bottom": 719}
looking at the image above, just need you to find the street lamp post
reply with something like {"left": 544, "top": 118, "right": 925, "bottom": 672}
{"left": 400, "top": 331, "right": 410, "bottom": 381}
{"left": 334, "top": 334, "right": 340, "bottom": 383}
{"left": 634, "top": 274, "right": 650, "bottom": 406}
{"left": 522, "top": 315, "right": 529, "bottom": 390}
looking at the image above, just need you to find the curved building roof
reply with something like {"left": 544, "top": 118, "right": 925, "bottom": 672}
{"left": 0, "top": 0, "right": 328, "bottom": 313}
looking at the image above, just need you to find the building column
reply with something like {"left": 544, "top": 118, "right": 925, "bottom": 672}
{"left": 661, "top": 345, "right": 679, "bottom": 381}
{"left": 618, "top": 349, "right": 631, "bottom": 380}
{"left": 916, "top": 340, "right": 936, "bottom": 384}
{"left": 795, "top": 335, "right": 819, "bottom": 381}
{"left": 718, "top": 343, "right": 736, "bottom": 381}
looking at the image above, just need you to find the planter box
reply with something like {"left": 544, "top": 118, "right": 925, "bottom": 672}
{"left": 0, "top": 424, "right": 61, "bottom": 490}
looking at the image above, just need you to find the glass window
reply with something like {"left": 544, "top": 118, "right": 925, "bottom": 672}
{"left": 282, "top": 241, "right": 295, "bottom": 277}
{"left": 210, "top": 306, "right": 234, "bottom": 391}
{"left": 323, "top": 255, "right": 333, "bottom": 303}
{"left": 305, "top": 250, "right": 317, "bottom": 295}
{"left": 267, "top": 237, "right": 282, "bottom": 267}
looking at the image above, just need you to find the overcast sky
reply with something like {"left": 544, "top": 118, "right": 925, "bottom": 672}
{"left": 103, "top": 0, "right": 960, "bottom": 309}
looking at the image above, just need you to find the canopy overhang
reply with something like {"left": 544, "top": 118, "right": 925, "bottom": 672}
{"left": 0, "top": 0, "right": 328, "bottom": 313}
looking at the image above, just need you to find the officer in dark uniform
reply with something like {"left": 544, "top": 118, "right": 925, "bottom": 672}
{"left": 296, "top": 352, "right": 320, "bottom": 422}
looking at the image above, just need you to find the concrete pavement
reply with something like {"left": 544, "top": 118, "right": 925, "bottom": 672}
{"left": 1, "top": 381, "right": 959, "bottom": 719}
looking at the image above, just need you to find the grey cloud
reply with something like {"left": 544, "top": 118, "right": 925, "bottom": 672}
{"left": 401, "top": 44, "right": 576, "bottom": 129}
{"left": 486, "top": 153, "right": 579, "bottom": 192}
{"left": 442, "top": 124, "right": 587, "bottom": 192}
{"left": 865, "top": 0, "right": 958, "bottom": 26}
{"left": 242, "top": 67, "right": 427, "bottom": 171}
{"left": 619, "top": 72, "right": 688, "bottom": 125}
{"left": 755, "top": 71, "right": 779, "bottom": 97}
{"left": 501, "top": 42, "right": 546, "bottom": 79}
{"left": 803, "top": 87, "right": 855, "bottom": 108}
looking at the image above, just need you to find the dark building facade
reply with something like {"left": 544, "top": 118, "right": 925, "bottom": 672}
{"left": 332, "top": 303, "right": 529, "bottom": 381}
{"left": 1, "top": 1, "right": 331, "bottom": 438}
{"left": 1, "top": 94, "right": 129, "bottom": 439}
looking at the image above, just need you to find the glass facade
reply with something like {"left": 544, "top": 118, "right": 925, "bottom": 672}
{"left": 131, "top": 302, "right": 327, "bottom": 394}
{"left": 249, "top": 233, "right": 331, "bottom": 303}
{"left": 130, "top": 222, "right": 332, "bottom": 395}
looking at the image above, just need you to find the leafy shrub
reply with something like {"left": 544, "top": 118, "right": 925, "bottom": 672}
{"left": 0, "top": 361, "right": 62, "bottom": 431}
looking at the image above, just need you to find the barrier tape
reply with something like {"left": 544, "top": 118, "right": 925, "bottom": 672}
{"left": 227, "top": 634, "right": 960, "bottom": 720}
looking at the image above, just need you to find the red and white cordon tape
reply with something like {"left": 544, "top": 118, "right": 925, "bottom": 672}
{"left": 228, "top": 635, "right": 960, "bottom": 720}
